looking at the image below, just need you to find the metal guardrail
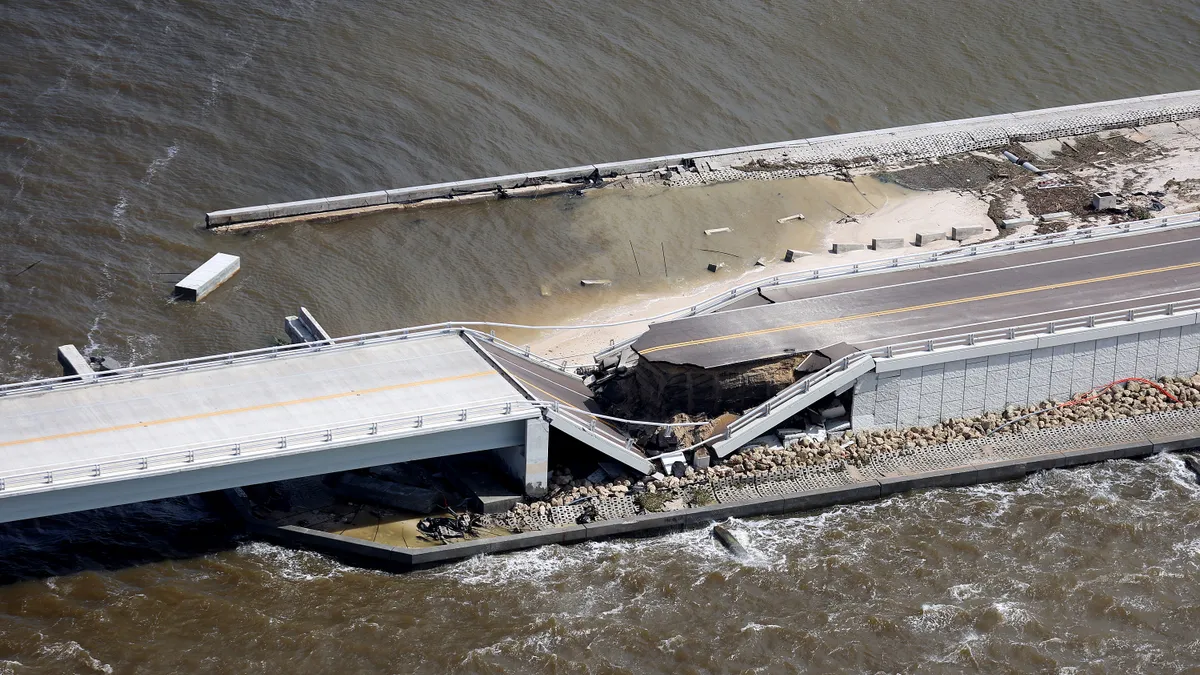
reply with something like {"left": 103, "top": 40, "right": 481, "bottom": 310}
{"left": 867, "top": 299, "right": 1200, "bottom": 360}
{"left": 713, "top": 353, "right": 874, "bottom": 444}
{"left": 594, "top": 213, "right": 1200, "bottom": 360}
{"left": 0, "top": 398, "right": 547, "bottom": 498}
{"left": 0, "top": 325, "right": 582, "bottom": 399}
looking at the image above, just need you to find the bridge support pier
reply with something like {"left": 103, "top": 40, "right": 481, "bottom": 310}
{"left": 492, "top": 418, "right": 549, "bottom": 497}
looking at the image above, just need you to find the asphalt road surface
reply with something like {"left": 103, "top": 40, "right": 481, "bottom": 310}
{"left": 634, "top": 227, "right": 1200, "bottom": 368}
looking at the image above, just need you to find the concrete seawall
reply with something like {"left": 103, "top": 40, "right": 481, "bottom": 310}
{"left": 854, "top": 310, "right": 1200, "bottom": 429}
{"left": 206, "top": 90, "right": 1200, "bottom": 231}
{"left": 227, "top": 406, "right": 1200, "bottom": 571}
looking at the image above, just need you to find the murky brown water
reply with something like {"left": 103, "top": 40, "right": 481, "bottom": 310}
{"left": 4, "top": 1, "right": 1200, "bottom": 671}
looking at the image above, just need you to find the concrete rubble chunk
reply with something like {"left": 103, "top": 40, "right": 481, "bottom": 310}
{"left": 914, "top": 231, "right": 947, "bottom": 246}
{"left": 174, "top": 253, "right": 240, "bottom": 301}
{"left": 1001, "top": 217, "right": 1036, "bottom": 229}
{"left": 784, "top": 249, "right": 812, "bottom": 262}
{"left": 872, "top": 237, "right": 904, "bottom": 250}
{"left": 708, "top": 262, "right": 725, "bottom": 272}
{"left": 951, "top": 226, "right": 985, "bottom": 241}
{"left": 1093, "top": 192, "right": 1118, "bottom": 211}
{"left": 831, "top": 242, "right": 867, "bottom": 253}
{"left": 56, "top": 345, "right": 93, "bottom": 378}
{"left": 704, "top": 227, "right": 732, "bottom": 235}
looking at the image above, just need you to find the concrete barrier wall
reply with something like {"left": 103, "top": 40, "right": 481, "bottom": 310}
{"left": 853, "top": 316, "right": 1200, "bottom": 429}
{"left": 206, "top": 90, "right": 1200, "bottom": 229}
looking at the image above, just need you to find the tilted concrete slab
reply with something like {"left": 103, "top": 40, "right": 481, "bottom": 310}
{"left": 710, "top": 355, "right": 876, "bottom": 457}
{"left": 471, "top": 337, "right": 653, "bottom": 474}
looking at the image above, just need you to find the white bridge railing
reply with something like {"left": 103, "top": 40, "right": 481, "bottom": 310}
{"left": 0, "top": 398, "right": 548, "bottom": 498}
{"left": 0, "top": 327, "right": 582, "bottom": 398}
{"left": 867, "top": 298, "right": 1200, "bottom": 360}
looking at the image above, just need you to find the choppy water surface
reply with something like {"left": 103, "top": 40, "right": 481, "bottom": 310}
{"left": 4, "top": 1, "right": 1200, "bottom": 671}
{"left": 1, "top": 456, "right": 1198, "bottom": 673}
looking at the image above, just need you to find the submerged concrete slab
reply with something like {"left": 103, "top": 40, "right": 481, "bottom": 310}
{"left": 174, "top": 253, "right": 240, "bottom": 301}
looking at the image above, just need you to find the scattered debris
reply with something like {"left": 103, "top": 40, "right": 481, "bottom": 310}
{"left": 712, "top": 524, "right": 748, "bottom": 557}
{"left": 704, "top": 227, "right": 732, "bottom": 235}
{"left": 1182, "top": 454, "right": 1200, "bottom": 484}
{"left": 776, "top": 213, "right": 805, "bottom": 223}
{"left": 1001, "top": 217, "right": 1036, "bottom": 229}
{"left": 580, "top": 279, "right": 612, "bottom": 286}
{"left": 707, "top": 262, "right": 725, "bottom": 273}
{"left": 699, "top": 248, "right": 741, "bottom": 258}
{"left": 174, "top": 252, "right": 240, "bottom": 302}
{"left": 784, "top": 249, "right": 812, "bottom": 262}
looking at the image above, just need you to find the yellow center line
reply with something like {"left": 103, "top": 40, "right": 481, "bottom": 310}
{"left": 2, "top": 370, "right": 493, "bottom": 449}
{"left": 640, "top": 260, "right": 1200, "bottom": 355}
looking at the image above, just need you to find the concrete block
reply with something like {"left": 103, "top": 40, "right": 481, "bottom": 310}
{"left": 784, "top": 249, "right": 812, "bottom": 262}
{"left": 915, "top": 231, "right": 947, "bottom": 246}
{"left": 56, "top": 344, "right": 94, "bottom": 379}
{"left": 832, "top": 242, "right": 867, "bottom": 253}
{"left": 205, "top": 205, "right": 273, "bottom": 227}
{"left": 951, "top": 226, "right": 986, "bottom": 241}
{"left": 1092, "top": 191, "right": 1118, "bottom": 211}
{"left": 1038, "top": 211, "right": 1072, "bottom": 222}
{"left": 1001, "top": 217, "right": 1036, "bottom": 229}
{"left": 174, "top": 253, "right": 240, "bottom": 302}
{"left": 872, "top": 237, "right": 904, "bottom": 250}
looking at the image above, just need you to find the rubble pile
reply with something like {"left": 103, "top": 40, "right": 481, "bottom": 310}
{"left": 484, "top": 375, "right": 1200, "bottom": 531}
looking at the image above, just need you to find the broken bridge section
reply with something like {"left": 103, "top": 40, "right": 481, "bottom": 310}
{"left": 471, "top": 337, "right": 654, "bottom": 475}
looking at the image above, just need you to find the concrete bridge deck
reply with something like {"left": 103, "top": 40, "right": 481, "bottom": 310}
{"left": 632, "top": 225, "right": 1200, "bottom": 368}
{"left": 0, "top": 330, "right": 650, "bottom": 523}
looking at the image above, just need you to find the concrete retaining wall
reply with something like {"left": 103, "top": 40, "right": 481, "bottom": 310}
{"left": 853, "top": 317, "right": 1200, "bottom": 429}
{"left": 206, "top": 90, "right": 1200, "bottom": 230}
{"left": 227, "top": 406, "right": 1200, "bottom": 572}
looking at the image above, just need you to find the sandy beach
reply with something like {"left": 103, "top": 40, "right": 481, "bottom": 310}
{"left": 524, "top": 122, "right": 1200, "bottom": 364}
